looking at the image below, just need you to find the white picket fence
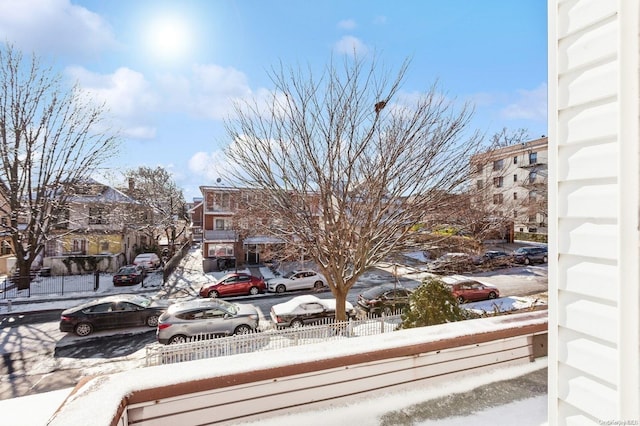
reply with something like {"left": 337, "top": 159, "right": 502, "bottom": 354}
{"left": 145, "top": 314, "right": 403, "bottom": 366}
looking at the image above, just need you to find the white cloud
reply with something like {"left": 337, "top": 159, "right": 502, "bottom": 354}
{"left": 500, "top": 83, "right": 547, "bottom": 122}
{"left": 0, "top": 0, "right": 119, "bottom": 57}
{"left": 67, "top": 66, "right": 159, "bottom": 139}
{"left": 338, "top": 19, "right": 357, "bottom": 30}
{"left": 334, "top": 36, "right": 369, "bottom": 57}
{"left": 188, "top": 150, "right": 236, "bottom": 182}
{"left": 157, "top": 64, "right": 255, "bottom": 120}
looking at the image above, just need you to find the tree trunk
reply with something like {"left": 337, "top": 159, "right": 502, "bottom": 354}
{"left": 334, "top": 287, "right": 349, "bottom": 322}
{"left": 15, "top": 257, "right": 34, "bottom": 290}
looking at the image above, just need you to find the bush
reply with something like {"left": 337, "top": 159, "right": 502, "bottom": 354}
{"left": 400, "top": 277, "right": 476, "bottom": 329}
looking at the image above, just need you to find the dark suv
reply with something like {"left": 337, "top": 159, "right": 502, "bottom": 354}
{"left": 512, "top": 246, "right": 548, "bottom": 265}
{"left": 356, "top": 284, "right": 413, "bottom": 317}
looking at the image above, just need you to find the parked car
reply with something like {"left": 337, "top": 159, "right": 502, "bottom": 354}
{"left": 59, "top": 294, "right": 170, "bottom": 337}
{"left": 267, "top": 270, "right": 327, "bottom": 293}
{"left": 356, "top": 283, "right": 413, "bottom": 316}
{"left": 199, "top": 272, "right": 266, "bottom": 298}
{"left": 112, "top": 265, "right": 146, "bottom": 286}
{"left": 512, "top": 246, "right": 548, "bottom": 265}
{"left": 427, "top": 252, "right": 476, "bottom": 274}
{"left": 270, "top": 295, "right": 356, "bottom": 328}
{"left": 477, "top": 250, "right": 514, "bottom": 268}
{"left": 156, "top": 299, "right": 259, "bottom": 344}
{"left": 442, "top": 276, "right": 500, "bottom": 304}
{"left": 133, "top": 253, "right": 162, "bottom": 270}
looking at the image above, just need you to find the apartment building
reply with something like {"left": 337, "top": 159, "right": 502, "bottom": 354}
{"left": 199, "top": 185, "right": 286, "bottom": 271}
{"left": 470, "top": 137, "right": 548, "bottom": 236}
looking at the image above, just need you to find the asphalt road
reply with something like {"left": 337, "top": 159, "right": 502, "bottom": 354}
{"left": 0, "top": 263, "right": 548, "bottom": 401}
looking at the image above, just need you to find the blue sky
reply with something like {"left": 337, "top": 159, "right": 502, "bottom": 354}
{"left": 0, "top": 0, "right": 547, "bottom": 201}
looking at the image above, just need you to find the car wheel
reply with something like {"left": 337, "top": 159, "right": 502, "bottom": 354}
{"left": 208, "top": 290, "right": 219, "bottom": 298}
{"left": 457, "top": 296, "right": 465, "bottom": 304}
{"left": 543, "top": 256, "right": 548, "bottom": 263}
{"left": 313, "top": 281, "right": 324, "bottom": 291}
{"left": 146, "top": 315, "right": 159, "bottom": 327}
{"left": 524, "top": 257, "right": 531, "bottom": 265}
{"left": 248, "top": 286, "right": 259, "bottom": 295}
{"left": 168, "top": 335, "right": 188, "bottom": 345}
{"left": 74, "top": 322, "right": 93, "bottom": 337}
{"left": 275, "top": 284, "right": 286, "bottom": 294}
{"left": 290, "top": 319, "right": 304, "bottom": 328}
{"left": 234, "top": 324, "right": 252, "bottom": 335}
{"left": 488, "top": 291, "right": 497, "bottom": 299}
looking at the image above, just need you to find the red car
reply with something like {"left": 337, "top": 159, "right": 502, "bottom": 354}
{"left": 199, "top": 273, "right": 266, "bottom": 298}
{"left": 443, "top": 277, "right": 500, "bottom": 304}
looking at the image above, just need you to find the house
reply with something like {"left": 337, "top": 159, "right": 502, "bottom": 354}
{"left": 186, "top": 197, "right": 203, "bottom": 243}
{"left": 0, "top": 184, "right": 15, "bottom": 274}
{"left": 549, "top": 0, "right": 639, "bottom": 422}
{"left": 470, "top": 137, "right": 548, "bottom": 238}
{"left": 43, "top": 179, "right": 148, "bottom": 273}
{"left": 198, "top": 185, "right": 287, "bottom": 271}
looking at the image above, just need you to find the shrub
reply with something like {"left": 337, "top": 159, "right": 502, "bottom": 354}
{"left": 400, "top": 277, "right": 476, "bottom": 329}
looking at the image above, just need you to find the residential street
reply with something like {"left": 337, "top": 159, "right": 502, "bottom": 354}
{"left": 0, "top": 245, "right": 548, "bottom": 401}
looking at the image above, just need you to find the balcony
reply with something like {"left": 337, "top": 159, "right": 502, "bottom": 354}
{"left": 203, "top": 229, "right": 237, "bottom": 241}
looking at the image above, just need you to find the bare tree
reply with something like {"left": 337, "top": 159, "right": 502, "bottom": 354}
{"left": 0, "top": 45, "right": 119, "bottom": 289}
{"left": 224, "top": 55, "right": 484, "bottom": 320}
{"left": 124, "top": 166, "right": 187, "bottom": 255}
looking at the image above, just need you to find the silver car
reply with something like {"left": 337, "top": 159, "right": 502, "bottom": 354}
{"left": 156, "top": 299, "right": 259, "bottom": 345}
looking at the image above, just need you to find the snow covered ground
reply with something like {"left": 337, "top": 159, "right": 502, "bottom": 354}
{"left": 0, "top": 248, "right": 549, "bottom": 425}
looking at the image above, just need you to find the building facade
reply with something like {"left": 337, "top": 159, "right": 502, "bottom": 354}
{"left": 470, "top": 137, "right": 548, "bottom": 237}
{"left": 44, "top": 179, "right": 148, "bottom": 270}
{"left": 549, "top": 0, "right": 639, "bottom": 423}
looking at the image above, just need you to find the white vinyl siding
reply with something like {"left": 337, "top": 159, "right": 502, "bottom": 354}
{"left": 550, "top": 0, "right": 640, "bottom": 424}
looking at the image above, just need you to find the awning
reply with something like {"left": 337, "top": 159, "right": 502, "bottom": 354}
{"left": 243, "top": 236, "right": 286, "bottom": 245}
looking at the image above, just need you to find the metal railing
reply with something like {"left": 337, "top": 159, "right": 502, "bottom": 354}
{"left": 145, "top": 314, "right": 403, "bottom": 366}
{"left": 0, "top": 272, "right": 98, "bottom": 299}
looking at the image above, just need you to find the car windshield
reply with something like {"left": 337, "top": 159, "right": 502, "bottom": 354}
{"left": 129, "top": 295, "right": 151, "bottom": 307}
{"left": 118, "top": 267, "right": 137, "bottom": 274}
{"left": 213, "top": 299, "right": 238, "bottom": 314}
{"left": 361, "top": 285, "right": 396, "bottom": 298}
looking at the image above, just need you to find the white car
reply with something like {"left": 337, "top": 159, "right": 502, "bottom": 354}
{"left": 270, "top": 295, "right": 355, "bottom": 328}
{"left": 133, "top": 253, "right": 162, "bottom": 271}
{"left": 267, "top": 270, "right": 327, "bottom": 293}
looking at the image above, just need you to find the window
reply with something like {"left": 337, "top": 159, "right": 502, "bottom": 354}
{"left": 208, "top": 244, "right": 234, "bottom": 257}
{"left": 45, "top": 240, "right": 59, "bottom": 257}
{"left": 215, "top": 219, "right": 227, "bottom": 230}
{"left": 514, "top": 192, "right": 518, "bottom": 200}
{"left": 100, "top": 241, "right": 109, "bottom": 252}
{"left": 72, "top": 239, "right": 87, "bottom": 254}
{"left": 513, "top": 156, "right": 518, "bottom": 164}
{"left": 493, "top": 193, "right": 503, "bottom": 204}
{"left": 513, "top": 210, "right": 518, "bottom": 218}
{"left": 529, "top": 190, "right": 537, "bottom": 201}
{"left": 476, "top": 180, "right": 483, "bottom": 190}
{"left": 492, "top": 159, "right": 504, "bottom": 171}
{"left": 529, "top": 152, "right": 537, "bottom": 165}
{"left": 88, "top": 207, "right": 108, "bottom": 225}
{"left": 529, "top": 171, "right": 537, "bottom": 184}
{"left": 52, "top": 205, "right": 69, "bottom": 229}
{"left": 475, "top": 163, "right": 483, "bottom": 173}
{"left": 513, "top": 174, "right": 518, "bottom": 182}
{"left": 493, "top": 177, "right": 503, "bottom": 187}
{"left": 1, "top": 240, "right": 12, "bottom": 255}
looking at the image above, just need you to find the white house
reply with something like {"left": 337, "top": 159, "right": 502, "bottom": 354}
{"left": 548, "top": 0, "right": 639, "bottom": 423}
